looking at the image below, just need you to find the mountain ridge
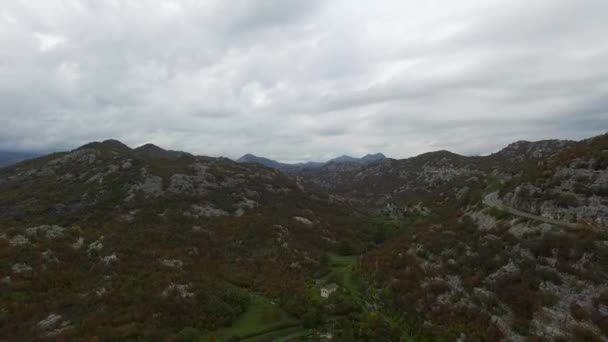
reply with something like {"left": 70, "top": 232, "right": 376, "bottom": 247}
{"left": 237, "top": 152, "right": 387, "bottom": 171}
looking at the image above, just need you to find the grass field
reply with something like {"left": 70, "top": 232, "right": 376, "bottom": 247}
{"left": 201, "top": 295, "right": 309, "bottom": 342}
{"left": 325, "top": 254, "right": 358, "bottom": 293}
{"left": 199, "top": 256, "right": 360, "bottom": 341}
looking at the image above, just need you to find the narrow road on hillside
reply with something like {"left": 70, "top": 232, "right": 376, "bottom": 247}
{"left": 483, "top": 192, "right": 579, "bottom": 229}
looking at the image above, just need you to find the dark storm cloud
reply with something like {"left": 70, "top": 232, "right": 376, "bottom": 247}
{"left": 0, "top": 0, "right": 607, "bottom": 162}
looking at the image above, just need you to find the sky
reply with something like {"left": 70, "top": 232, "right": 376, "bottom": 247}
{"left": 1, "top": 0, "right": 607, "bottom": 163}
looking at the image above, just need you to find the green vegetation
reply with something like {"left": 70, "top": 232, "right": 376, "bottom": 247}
{"left": 201, "top": 294, "right": 308, "bottom": 342}
{"left": 325, "top": 254, "right": 358, "bottom": 293}
{"left": 487, "top": 206, "right": 512, "bottom": 220}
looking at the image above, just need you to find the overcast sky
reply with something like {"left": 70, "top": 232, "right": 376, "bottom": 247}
{"left": 1, "top": 0, "right": 607, "bottom": 162}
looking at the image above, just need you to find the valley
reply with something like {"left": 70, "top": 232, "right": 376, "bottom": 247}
{"left": 0, "top": 134, "right": 607, "bottom": 341}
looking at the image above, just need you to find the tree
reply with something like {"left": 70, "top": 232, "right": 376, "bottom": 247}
{"left": 174, "top": 327, "right": 201, "bottom": 342}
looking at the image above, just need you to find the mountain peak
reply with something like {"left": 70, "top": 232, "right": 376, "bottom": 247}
{"left": 78, "top": 139, "right": 131, "bottom": 152}
{"left": 237, "top": 154, "right": 284, "bottom": 169}
{"left": 360, "top": 153, "right": 386, "bottom": 163}
{"left": 135, "top": 143, "right": 191, "bottom": 159}
{"left": 135, "top": 143, "right": 164, "bottom": 152}
{"left": 238, "top": 153, "right": 257, "bottom": 161}
{"left": 328, "top": 153, "right": 386, "bottom": 165}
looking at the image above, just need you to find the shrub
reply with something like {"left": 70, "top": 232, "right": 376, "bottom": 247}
{"left": 555, "top": 193, "right": 579, "bottom": 208}
{"left": 301, "top": 309, "right": 322, "bottom": 328}
{"left": 597, "top": 317, "right": 608, "bottom": 336}
{"left": 487, "top": 207, "right": 511, "bottom": 220}
{"left": 338, "top": 241, "right": 354, "bottom": 256}
{"left": 570, "top": 324, "right": 602, "bottom": 342}
{"left": 494, "top": 273, "right": 541, "bottom": 332}
{"left": 570, "top": 302, "right": 589, "bottom": 321}
{"left": 539, "top": 291, "right": 559, "bottom": 307}
{"left": 592, "top": 155, "right": 608, "bottom": 170}
{"left": 174, "top": 327, "right": 202, "bottom": 342}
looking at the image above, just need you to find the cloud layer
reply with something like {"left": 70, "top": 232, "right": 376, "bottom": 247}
{"left": 1, "top": 0, "right": 607, "bottom": 162}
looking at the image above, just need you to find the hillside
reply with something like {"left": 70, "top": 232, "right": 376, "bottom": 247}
{"left": 0, "top": 140, "right": 368, "bottom": 340}
{"left": 311, "top": 135, "right": 607, "bottom": 340}
{"left": 236, "top": 152, "right": 386, "bottom": 173}
{"left": 1, "top": 135, "right": 607, "bottom": 341}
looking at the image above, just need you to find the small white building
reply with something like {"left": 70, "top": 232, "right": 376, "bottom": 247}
{"left": 320, "top": 283, "right": 339, "bottom": 298}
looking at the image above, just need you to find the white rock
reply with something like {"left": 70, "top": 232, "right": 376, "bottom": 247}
{"left": 95, "top": 287, "right": 107, "bottom": 297}
{"left": 87, "top": 239, "right": 103, "bottom": 253}
{"left": 101, "top": 253, "right": 118, "bottom": 265}
{"left": 36, "top": 313, "right": 72, "bottom": 337}
{"left": 161, "top": 259, "right": 184, "bottom": 268}
{"left": 190, "top": 204, "right": 227, "bottom": 217}
{"left": 42, "top": 250, "right": 58, "bottom": 263}
{"left": 72, "top": 237, "right": 84, "bottom": 249}
{"left": 8, "top": 234, "right": 29, "bottom": 247}
{"left": 24, "top": 225, "right": 65, "bottom": 239}
{"left": 37, "top": 313, "right": 62, "bottom": 330}
{"left": 162, "top": 283, "right": 194, "bottom": 299}
{"left": 12, "top": 263, "right": 32, "bottom": 273}
{"left": 293, "top": 216, "right": 313, "bottom": 226}
{"left": 237, "top": 198, "right": 258, "bottom": 209}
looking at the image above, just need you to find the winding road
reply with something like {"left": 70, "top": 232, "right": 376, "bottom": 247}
{"left": 482, "top": 192, "right": 579, "bottom": 229}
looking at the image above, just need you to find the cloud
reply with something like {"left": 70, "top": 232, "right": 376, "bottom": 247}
{"left": 0, "top": 0, "right": 607, "bottom": 162}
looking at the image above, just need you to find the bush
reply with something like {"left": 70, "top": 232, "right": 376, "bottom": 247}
{"left": 494, "top": 273, "right": 541, "bottom": 331}
{"left": 487, "top": 207, "right": 511, "bottom": 220}
{"left": 338, "top": 241, "right": 354, "bottom": 256}
{"left": 570, "top": 302, "right": 589, "bottom": 321}
{"left": 570, "top": 324, "right": 602, "bottom": 342}
{"left": 555, "top": 193, "right": 579, "bottom": 208}
{"left": 539, "top": 291, "right": 559, "bottom": 307}
{"left": 592, "top": 155, "right": 608, "bottom": 170}
{"left": 301, "top": 309, "right": 322, "bottom": 328}
{"left": 597, "top": 317, "right": 608, "bottom": 336}
{"left": 174, "top": 327, "right": 202, "bottom": 342}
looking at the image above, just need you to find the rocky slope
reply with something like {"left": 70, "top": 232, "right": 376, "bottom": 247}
{"left": 0, "top": 140, "right": 365, "bottom": 340}
{"left": 1, "top": 134, "right": 607, "bottom": 341}
{"left": 352, "top": 135, "right": 608, "bottom": 341}
{"left": 498, "top": 134, "right": 608, "bottom": 228}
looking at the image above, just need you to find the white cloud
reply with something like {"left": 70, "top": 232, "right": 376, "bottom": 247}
{"left": 34, "top": 32, "right": 66, "bottom": 52}
{"left": 0, "top": 0, "right": 607, "bottom": 162}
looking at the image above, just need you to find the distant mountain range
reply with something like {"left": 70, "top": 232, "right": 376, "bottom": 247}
{"left": 0, "top": 150, "right": 40, "bottom": 167}
{"left": 237, "top": 152, "right": 386, "bottom": 171}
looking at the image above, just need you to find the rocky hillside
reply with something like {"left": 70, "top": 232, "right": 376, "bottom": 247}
{"left": 498, "top": 134, "right": 608, "bottom": 228}
{"left": 296, "top": 139, "right": 578, "bottom": 211}
{"left": 288, "top": 135, "right": 607, "bottom": 340}
{"left": 1, "top": 134, "right": 607, "bottom": 341}
{"left": 0, "top": 140, "right": 366, "bottom": 340}
{"left": 353, "top": 135, "right": 608, "bottom": 341}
